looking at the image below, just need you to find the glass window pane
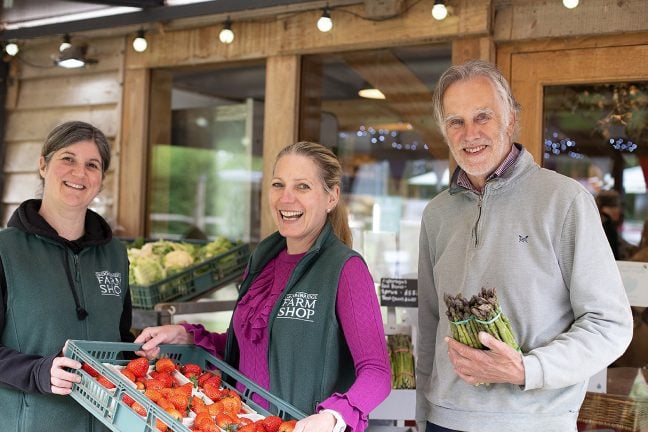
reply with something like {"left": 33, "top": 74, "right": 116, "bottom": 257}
{"left": 301, "top": 45, "right": 451, "bottom": 280}
{"left": 543, "top": 83, "right": 648, "bottom": 258}
{"left": 148, "top": 63, "right": 265, "bottom": 244}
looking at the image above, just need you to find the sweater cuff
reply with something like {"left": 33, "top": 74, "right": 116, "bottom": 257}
{"left": 319, "top": 409, "right": 346, "bottom": 432}
{"left": 37, "top": 354, "right": 58, "bottom": 394}
{"left": 522, "top": 354, "right": 543, "bottom": 390}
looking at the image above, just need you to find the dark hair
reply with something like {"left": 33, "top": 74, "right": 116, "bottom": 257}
{"left": 595, "top": 190, "right": 621, "bottom": 209}
{"left": 41, "top": 121, "right": 111, "bottom": 178}
{"left": 432, "top": 59, "right": 522, "bottom": 140}
{"left": 274, "top": 141, "right": 352, "bottom": 247}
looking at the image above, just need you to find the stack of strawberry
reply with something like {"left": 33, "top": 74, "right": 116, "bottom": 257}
{"left": 81, "top": 357, "right": 297, "bottom": 432}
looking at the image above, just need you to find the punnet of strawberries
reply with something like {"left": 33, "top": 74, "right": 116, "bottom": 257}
{"left": 83, "top": 356, "right": 297, "bottom": 432}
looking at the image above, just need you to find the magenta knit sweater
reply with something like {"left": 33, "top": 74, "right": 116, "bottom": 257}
{"left": 182, "top": 249, "right": 391, "bottom": 432}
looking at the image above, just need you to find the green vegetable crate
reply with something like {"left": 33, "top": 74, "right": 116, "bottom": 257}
{"left": 130, "top": 243, "right": 250, "bottom": 309}
{"left": 64, "top": 340, "right": 306, "bottom": 432}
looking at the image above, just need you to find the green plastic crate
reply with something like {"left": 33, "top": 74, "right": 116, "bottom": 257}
{"left": 64, "top": 340, "right": 306, "bottom": 432}
{"left": 130, "top": 243, "right": 250, "bottom": 309}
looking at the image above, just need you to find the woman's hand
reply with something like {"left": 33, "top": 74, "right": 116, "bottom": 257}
{"left": 50, "top": 355, "right": 81, "bottom": 395}
{"left": 134, "top": 325, "right": 194, "bottom": 359}
{"left": 294, "top": 412, "right": 337, "bottom": 432}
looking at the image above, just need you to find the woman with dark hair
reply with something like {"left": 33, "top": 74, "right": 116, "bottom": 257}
{"left": 0, "top": 121, "right": 134, "bottom": 432}
{"left": 136, "top": 141, "right": 391, "bottom": 432}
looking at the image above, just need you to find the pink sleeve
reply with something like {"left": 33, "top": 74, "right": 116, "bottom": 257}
{"left": 180, "top": 323, "right": 227, "bottom": 359}
{"left": 317, "top": 256, "right": 392, "bottom": 432}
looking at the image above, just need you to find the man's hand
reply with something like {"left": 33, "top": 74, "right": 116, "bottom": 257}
{"left": 446, "top": 331, "right": 524, "bottom": 386}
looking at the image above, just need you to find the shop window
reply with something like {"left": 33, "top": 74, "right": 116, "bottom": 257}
{"left": 300, "top": 45, "right": 451, "bottom": 280}
{"left": 542, "top": 82, "right": 648, "bottom": 259}
{"left": 147, "top": 62, "right": 265, "bottom": 244}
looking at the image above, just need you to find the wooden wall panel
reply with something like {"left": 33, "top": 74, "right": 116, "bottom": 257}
{"left": 494, "top": 0, "right": 648, "bottom": 43}
{"left": 5, "top": 107, "right": 118, "bottom": 142}
{"left": 15, "top": 72, "right": 121, "bottom": 110}
{"left": 1, "top": 36, "right": 124, "bottom": 226}
{"left": 4, "top": 142, "right": 41, "bottom": 173}
{"left": 2, "top": 173, "right": 41, "bottom": 203}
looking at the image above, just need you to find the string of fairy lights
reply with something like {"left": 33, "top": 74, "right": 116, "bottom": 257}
{"left": 1, "top": 1, "right": 582, "bottom": 67}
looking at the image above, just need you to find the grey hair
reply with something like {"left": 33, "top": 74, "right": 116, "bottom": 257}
{"left": 432, "top": 60, "right": 521, "bottom": 140}
{"left": 41, "top": 121, "right": 111, "bottom": 178}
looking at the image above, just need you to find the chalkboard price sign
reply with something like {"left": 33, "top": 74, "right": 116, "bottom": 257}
{"left": 380, "top": 278, "right": 418, "bottom": 307}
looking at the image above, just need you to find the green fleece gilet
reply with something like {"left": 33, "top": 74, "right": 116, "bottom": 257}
{"left": 225, "top": 223, "right": 358, "bottom": 414}
{"left": 0, "top": 227, "right": 128, "bottom": 432}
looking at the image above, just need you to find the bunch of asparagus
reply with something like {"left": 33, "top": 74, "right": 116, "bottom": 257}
{"left": 387, "top": 334, "right": 416, "bottom": 389}
{"left": 444, "top": 288, "right": 519, "bottom": 351}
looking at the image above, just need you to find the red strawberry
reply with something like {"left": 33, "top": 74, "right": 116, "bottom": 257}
{"left": 197, "top": 372, "right": 214, "bottom": 388}
{"left": 125, "top": 357, "right": 149, "bottom": 378}
{"left": 181, "top": 363, "right": 202, "bottom": 379}
{"left": 96, "top": 375, "right": 115, "bottom": 389}
{"left": 278, "top": 419, "right": 297, "bottom": 432}
{"left": 121, "top": 369, "right": 137, "bottom": 383}
{"left": 216, "top": 413, "right": 236, "bottom": 430}
{"left": 154, "top": 372, "right": 174, "bottom": 389}
{"left": 122, "top": 393, "right": 135, "bottom": 406}
{"left": 81, "top": 362, "right": 100, "bottom": 378}
{"left": 131, "top": 401, "right": 147, "bottom": 416}
{"left": 204, "top": 374, "right": 222, "bottom": 389}
{"left": 239, "top": 423, "right": 257, "bottom": 432}
{"left": 155, "top": 358, "right": 176, "bottom": 374}
{"left": 261, "top": 416, "right": 283, "bottom": 432}
{"left": 202, "top": 381, "right": 222, "bottom": 400}
{"left": 144, "top": 378, "right": 165, "bottom": 391}
{"left": 176, "top": 382, "right": 193, "bottom": 398}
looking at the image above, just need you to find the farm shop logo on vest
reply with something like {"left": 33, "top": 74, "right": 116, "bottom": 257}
{"left": 95, "top": 271, "right": 122, "bottom": 296}
{"left": 277, "top": 291, "right": 318, "bottom": 322}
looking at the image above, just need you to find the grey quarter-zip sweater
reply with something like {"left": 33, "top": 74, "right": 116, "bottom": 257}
{"left": 416, "top": 145, "right": 633, "bottom": 432}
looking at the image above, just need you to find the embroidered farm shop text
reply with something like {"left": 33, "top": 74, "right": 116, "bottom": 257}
{"left": 278, "top": 291, "right": 318, "bottom": 322}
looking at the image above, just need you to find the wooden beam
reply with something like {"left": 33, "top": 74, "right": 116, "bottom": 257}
{"left": 117, "top": 67, "right": 150, "bottom": 237}
{"left": 494, "top": 0, "right": 648, "bottom": 43}
{"left": 260, "top": 55, "right": 301, "bottom": 239}
{"left": 126, "top": 0, "right": 490, "bottom": 69}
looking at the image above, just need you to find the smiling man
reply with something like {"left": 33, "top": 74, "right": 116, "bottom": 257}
{"left": 415, "top": 60, "right": 633, "bottom": 432}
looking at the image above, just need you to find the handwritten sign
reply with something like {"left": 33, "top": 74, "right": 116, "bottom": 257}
{"left": 380, "top": 278, "right": 418, "bottom": 307}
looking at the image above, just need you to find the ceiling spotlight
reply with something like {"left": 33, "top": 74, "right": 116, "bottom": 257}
{"left": 317, "top": 7, "right": 333, "bottom": 33}
{"left": 358, "top": 88, "right": 386, "bottom": 100}
{"left": 59, "top": 34, "right": 71, "bottom": 52}
{"left": 431, "top": 0, "right": 448, "bottom": 21}
{"left": 219, "top": 18, "right": 234, "bottom": 44}
{"left": 562, "top": 0, "right": 579, "bottom": 8}
{"left": 56, "top": 44, "right": 96, "bottom": 69}
{"left": 132, "top": 30, "right": 148, "bottom": 53}
{"left": 4, "top": 41, "right": 19, "bottom": 56}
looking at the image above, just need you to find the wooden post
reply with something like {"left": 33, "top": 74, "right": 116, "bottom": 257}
{"left": 261, "top": 55, "right": 301, "bottom": 239}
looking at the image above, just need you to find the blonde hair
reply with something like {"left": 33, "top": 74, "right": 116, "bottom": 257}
{"left": 274, "top": 141, "right": 352, "bottom": 247}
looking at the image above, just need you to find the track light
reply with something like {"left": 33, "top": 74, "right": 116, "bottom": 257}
{"left": 59, "top": 34, "right": 71, "bottom": 52}
{"left": 562, "top": 0, "right": 579, "bottom": 8}
{"left": 431, "top": 0, "right": 448, "bottom": 20}
{"left": 219, "top": 18, "right": 234, "bottom": 44}
{"left": 4, "top": 41, "right": 19, "bottom": 56}
{"left": 132, "top": 30, "right": 148, "bottom": 53}
{"left": 317, "top": 7, "right": 333, "bottom": 33}
{"left": 56, "top": 44, "right": 96, "bottom": 69}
